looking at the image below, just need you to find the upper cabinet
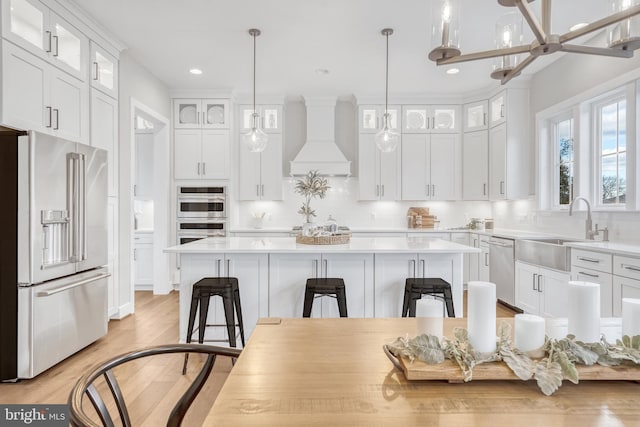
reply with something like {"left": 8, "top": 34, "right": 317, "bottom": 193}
{"left": 358, "top": 105, "right": 401, "bottom": 133}
{"left": 90, "top": 42, "right": 118, "bottom": 99}
{"left": 174, "top": 98, "right": 230, "bottom": 129}
{"left": 358, "top": 133, "right": 401, "bottom": 201}
{"left": 489, "top": 92, "right": 506, "bottom": 127}
{"left": 401, "top": 105, "right": 460, "bottom": 133}
{"left": 2, "top": 0, "right": 88, "bottom": 81}
{"left": 240, "top": 105, "right": 283, "bottom": 133}
{"left": 463, "top": 100, "right": 488, "bottom": 132}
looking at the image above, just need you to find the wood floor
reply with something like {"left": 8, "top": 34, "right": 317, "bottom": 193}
{"left": 0, "top": 290, "right": 516, "bottom": 425}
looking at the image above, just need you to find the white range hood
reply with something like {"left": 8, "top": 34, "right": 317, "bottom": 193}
{"left": 289, "top": 97, "right": 351, "bottom": 176}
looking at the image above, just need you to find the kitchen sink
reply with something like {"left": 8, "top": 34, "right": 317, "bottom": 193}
{"left": 515, "top": 238, "right": 584, "bottom": 271}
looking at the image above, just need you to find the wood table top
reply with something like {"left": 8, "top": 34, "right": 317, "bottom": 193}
{"left": 204, "top": 317, "right": 640, "bottom": 427}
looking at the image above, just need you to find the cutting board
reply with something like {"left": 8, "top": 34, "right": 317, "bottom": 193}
{"left": 407, "top": 207, "right": 437, "bottom": 229}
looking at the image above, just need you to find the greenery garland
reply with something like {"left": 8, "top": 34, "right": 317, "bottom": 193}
{"left": 386, "top": 321, "right": 640, "bottom": 395}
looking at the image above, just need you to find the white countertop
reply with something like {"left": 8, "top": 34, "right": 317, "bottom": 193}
{"left": 566, "top": 241, "right": 640, "bottom": 257}
{"left": 164, "top": 236, "right": 481, "bottom": 254}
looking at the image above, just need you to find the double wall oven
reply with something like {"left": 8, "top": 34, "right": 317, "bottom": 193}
{"left": 177, "top": 186, "right": 227, "bottom": 245}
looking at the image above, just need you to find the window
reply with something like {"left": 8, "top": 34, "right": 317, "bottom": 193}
{"left": 553, "top": 116, "right": 574, "bottom": 207}
{"left": 596, "top": 97, "right": 626, "bottom": 206}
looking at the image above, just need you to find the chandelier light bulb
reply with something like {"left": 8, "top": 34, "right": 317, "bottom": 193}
{"left": 243, "top": 112, "right": 268, "bottom": 152}
{"left": 375, "top": 113, "right": 399, "bottom": 152}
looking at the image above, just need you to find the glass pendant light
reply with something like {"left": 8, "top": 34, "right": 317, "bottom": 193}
{"left": 375, "top": 28, "right": 399, "bottom": 153}
{"left": 243, "top": 28, "right": 268, "bottom": 153}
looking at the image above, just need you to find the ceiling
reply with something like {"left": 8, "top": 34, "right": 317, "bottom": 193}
{"left": 75, "top": 0, "right": 609, "bottom": 98}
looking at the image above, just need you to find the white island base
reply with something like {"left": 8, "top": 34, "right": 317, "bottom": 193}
{"left": 165, "top": 237, "right": 479, "bottom": 345}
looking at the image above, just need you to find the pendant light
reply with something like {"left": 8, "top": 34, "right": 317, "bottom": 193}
{"left": 243, "top": 28, "right": 268, "bottom": 152}
{"left": 375, "top": 28, "right": 399, "bottom": 153}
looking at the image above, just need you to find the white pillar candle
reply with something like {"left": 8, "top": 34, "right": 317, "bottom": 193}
{"left": 514, "top": 313, "right": 545, "bottom": 358}
{"left": 467, "top": 281, "right": 496, "bottom": 354}
{"left": 415, "top": 298, "right": 444, "bottom": 339}
{"left": 622, "top": 298, "right": 640, "bottom": 337}
{"left": 567, "top": 281, "right": 601, "bottom": 342}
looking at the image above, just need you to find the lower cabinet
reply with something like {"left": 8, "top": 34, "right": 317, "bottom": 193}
{"left": 133, "top": 233, "right": 154, "bottom": 288}
{"left": 515, "top": 261, "right": 569, "bottom": 317}
{"left": 613, "top": 254, "right": 640, "bottom": 316}
{"left": 468, "top": 233, "right": 480, "bottom": 282}
{"left": 479, "top": 236, "right": 490, "bottom": 282}
{"left": 268, "top": 253, "right": 373, "bottom": 318}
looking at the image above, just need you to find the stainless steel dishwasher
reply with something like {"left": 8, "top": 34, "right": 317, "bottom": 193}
{"left": 488, "top": 237, "right": 516, "bottom": 306}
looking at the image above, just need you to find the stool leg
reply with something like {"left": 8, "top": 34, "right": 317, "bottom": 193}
{"left": 336, "top": 288, "right": 348, "bottom": 318}
{"left": 408, "top": 291, "right": 420, "bottom": 317}
{"left": 198, "top": 293, "right": 211, "bottom": 344}
{"left": 401, "top": 288, "right": 410, "bottom": 317}
{"left": 233, "top": 287, "right": 246, "bottom": 346}
{"left": 443, "top": 286, "right": 455, "bottom": 317}
{"left": 221, "top": 287, "right": 237, "bottom": 347}
{"left": 302, "top": 286, "right": 314, "bottom": 318}
{"left": 183, "top": 291, "right": 200, "bottom": 375}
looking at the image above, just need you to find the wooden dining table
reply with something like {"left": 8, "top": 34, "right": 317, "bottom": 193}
{"left": 204, "top": 317, "right": 640, "bottom": 426}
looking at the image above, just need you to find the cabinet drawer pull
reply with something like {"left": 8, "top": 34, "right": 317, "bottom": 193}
{"left": 483, "top": 112, "right": 487, "bottom": 125}
{"left": 622, "top": 264, "right": 640, "bottom": 272}
{"left": 579, "top": 271, "right": 599, "bottom": 278}
{"left": 53, "top": 109, "right": 59, "bottom": 130}
{"left": 52, "top": 35, "right": 59, "bottom": 57}
{"left": 45, "top": 106, "right": 52, "bottom": 128}
{"left": 202, "top": 162, "right": 206, "bottom": 175}
{"left": 483, "top": 183, "right": 487, "bottom": 196}
{"left": 578, "top": 256, "right": 601, "bottom": 263}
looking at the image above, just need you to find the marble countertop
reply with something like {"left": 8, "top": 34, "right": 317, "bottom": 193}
{"left": 164, "top": 236, "right": 481, "bottom": 254}
{"left": 565, "top": 241, "right": 640, "bottom": 257}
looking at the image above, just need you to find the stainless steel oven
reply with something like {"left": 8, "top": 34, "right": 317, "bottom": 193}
{"left": 177, "top": 219, "right": 226, "bottom": 244}
{"left": 177, "top": 186, "right": 226, "bottom": 219}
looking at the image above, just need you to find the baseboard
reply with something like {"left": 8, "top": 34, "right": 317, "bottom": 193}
{"left": 109, "top": 302, "right": 133, "bottom": 320}
{"left": 135, "top": 284, "right": 153, "bottom": 292}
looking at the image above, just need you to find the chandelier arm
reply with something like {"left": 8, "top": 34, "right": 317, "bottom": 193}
{"left": 515, "top": 0, "right": 547, "bottom": 45}
{"left": 561, "top": 44, "right": 633, "bottom": 58}
{"left": 560, "top": 4, "right": 640, "bottom": 44}
{"left": 541, "top": 0, "right": 551, "bottom": 36}
{"left": 500, "top": 54, "right": 536, "bottom": 85}
{"left": 436, "top": 45, "right": 531, "bottom": 65}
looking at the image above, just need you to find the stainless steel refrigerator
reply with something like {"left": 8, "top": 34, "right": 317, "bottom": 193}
{"left": 1, "top": 130, "right": 109, "bottom": 381}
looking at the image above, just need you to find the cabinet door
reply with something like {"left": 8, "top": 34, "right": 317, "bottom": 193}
{"left": 238, "top": 140, "right": 261, "bottom": 200}
{"left": 202, "top": 99, "right": 229, "bottom": 129}
{"left": 1, "top": 41, "right": 48, "bottom": 133}
{"left": 359, "top": 105, "right": 381, "bottom": 133}
{"left": 479, "top": 245, "right": 490, "bottom": 282}
{"left": 174, "top": 129, "right": 202, "bottom": 179}
{"left": 1, "top": 0, "right": 48, "bottom": 58}
{"left": 613, "top": 274, "right": 640, "bottom": 316}
{"left": 463, "top": 130, "right": 489, "bottom": 200}
{"left": 323, "top": 254, "right": 374, "bottom": 318}
{"left": 515, "top": 262, "right": 540, "bottom": 314}
{"left": 430, "top": 105, "right": 460, "bottom": 133}
{"left": 133, "top": 242, "right": 154, "bottom": 286}
{"left": 469, "top": 234, "right": 480, "bottom": 282}
{"left": 489, "top": 123, "right": 507, "bottom": 200}
{"left": 174, "top": 99, "right": 201, "bottom": 128}
{"left": 379, "top": 145, "right": 400, "bottom": 201}
{"left": 358, "top": 133, "right": 380, "bottom": 200}
{"left": 50, "top": 66, "right": 86, "bottom": 142}
{"left": 261, "top": 104, "right": 283, "bottom": 133}
{"left": 429, "top": 133, "right": 459, "bottom": 200}
{"left": 239, "top": 105, "right": 254, "bottom": 132}
{"left": 539, "top": 268, "right": 570, "bottom": 318}
{"left": 50, "top": 12, "right": 87, "bottom": 81}
{"left": 401, "top": 134, "right": 428, "bottom": 200}
{"left": 573, "top": 268, "right": 613, "bottom": 317}
{"left": 91, "top": 90, "right": 118, "bottom": 196}
{"left": 90, "top": 42, "right": 118, "bottom": 99}
{"left": 450, "top": 233, "right": 469, "bottom": 284}
{"left": 259, "top": 133, "right": 283, "bottom": 200}
{"left": 489, "top": 92, "right": 506, "bottom": 127}
{"left": 268, "top": 254, "right": 320, "bottom": 318}
{"left": 373, "top": 253, "right": 417, "bottom": 317}
{"left": 464, "top": 100, "right": 488, "bottom": 132}
{"left": 402, "top": 106, "right": 429, "bottom": 133}
{"left": 201, "top": 130, "right": 229, "bottom": 179}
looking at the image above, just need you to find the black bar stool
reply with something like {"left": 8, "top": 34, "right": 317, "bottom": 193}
{"left": 302, "top": 278, "right": 348, "bottom": 318}
{"left": 401, "top": 277, "right": 455, "bottom": 317}
{"left": 183, "top": 277, "right": 245, "bottom": 374}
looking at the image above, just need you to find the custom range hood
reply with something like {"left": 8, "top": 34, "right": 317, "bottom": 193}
{"left": 289, "top": 97, "right": 351, "bottom": 176}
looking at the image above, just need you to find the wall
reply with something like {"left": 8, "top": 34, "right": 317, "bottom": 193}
{"left": 118, "top": 52, "right": 170, "bottom": 314}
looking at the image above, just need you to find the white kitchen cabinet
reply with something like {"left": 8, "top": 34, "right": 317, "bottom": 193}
{"left": 401, "top": 133, "right": 460, "bottom": 201}
{"left": 90, "top": 42, "right": 118, "bottom": 99}
{"left": 463, "top": 100, "right": 488, "bottom": 132}
{"left": 462, "top": 130, "right": 489, "bottom": 200}
{"left": 358, "top": 133, "right": 400, "bottom": 200}
{"left": 489, "top": 92, "right": 506, "bottom": 127}
{"left": 401, "top": 105, "right": 460, "bottom": 133}
{"left": 134, "top": 233, "right": 154, "bottom": 288}
{"left": 238, "top": 132, "right": 283, "bottom": 200}
{"left": 358, "top": 105, "right": 401, "bottom": 133}
{"left": 2, "top": 0, "right": 88, "bottom": 81}
{"left": 268, "top": 253, "right": 373, "bottom": 318}
{"left": 515, "top": 261, "right": 569, "bottom": 317}
{"left": 1, "top": 41, "right": 88, "bottom": 142}
{"left": 240, "top": 104, "right": 283, "bottom": 133}
{"left": 107, "top": 196, "right": 119, "bottom": 318}
{"left": 174, "top": 129, "right": 229, "bottom": 180}
{"left": 469, "top": 233, "right": 480, "bottom": 282}
{"left": 450, "top": 233, "right": 470, "bottom": 284}
{"left": 489, "top": 124, "right": 507, "bottom": 200}
{"left": 91, "top": 89, "right": 118, "bottom": 196}
{"left": 174, "top": 98, "right": 230, "bottom": 129}
{"left": 373, "top": 252, "right": 462, "bottom": 318}
{"left": 613, "top": 255, "right": 640, "bottom": 316}
{"left": 479, "top": 235, "right": 490, "bottom": 282}
{"left": 571, "top": 249, "right": 614, "bottom": 317}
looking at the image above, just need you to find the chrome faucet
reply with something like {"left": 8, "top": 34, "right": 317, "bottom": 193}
{"left": 569, "top": 196, "right": 595, "bottom": 240}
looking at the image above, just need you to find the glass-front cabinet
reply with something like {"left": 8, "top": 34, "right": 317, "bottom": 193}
{"left": 90, "top": 42, "right": 118, "bottom": 98}
{"left": 239, "top": 105, "right": 282, "bottom": 133}
{"left": 401, "top": 105, "right": 459, "bottom": 133}
{"left": 358, "top": 105, "right": 400, "bottom": 133}
{"left": 463, "top": 100, "right": 488, "bottom": 132}
{"left": 489, "top": 91, "right": 506, "bottom": 127}
{"left": 174, "top": 99, "right": 230, "bottom": 129}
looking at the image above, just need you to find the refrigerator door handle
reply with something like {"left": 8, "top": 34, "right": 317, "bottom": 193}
{"left": 79, "top": 153, "right": 87, "bottom": 261}
{"left": 67, "top": 153, "right": 78, "bottom": 262}
{"left": 36, "top": 273, "right": 111, "bottom": 297}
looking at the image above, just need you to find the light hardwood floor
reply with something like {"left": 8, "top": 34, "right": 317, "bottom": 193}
{"left": 0, "top": 290, "right": 516, "bottom": 425}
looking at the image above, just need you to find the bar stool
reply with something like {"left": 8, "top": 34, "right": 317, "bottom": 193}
{"left": 302, "top": 278, "right": 348, "bottom": 318}
{"left": 401, "top": 278, "right": 455, "bottom": 318}
{"left": 183, "top": 277, "right": 245, "bottom": 374}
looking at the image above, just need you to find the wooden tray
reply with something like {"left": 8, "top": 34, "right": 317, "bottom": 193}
{"left": 296, "top": 233, "right": 351, "bottom": 245}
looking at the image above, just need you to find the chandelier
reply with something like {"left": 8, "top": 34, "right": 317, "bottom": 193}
{"left": 428, "top": 0, "right": 640, "bottom": 85}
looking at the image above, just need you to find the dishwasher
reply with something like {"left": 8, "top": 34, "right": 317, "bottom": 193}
{"left": 488, "top": 237, "right": 516, "bottom": 306}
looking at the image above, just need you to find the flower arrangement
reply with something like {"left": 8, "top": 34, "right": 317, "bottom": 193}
{"left": 294, "top": 170, "right": 330, "bottom": 223}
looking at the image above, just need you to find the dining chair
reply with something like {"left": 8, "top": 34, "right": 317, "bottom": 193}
{"left": 68, "top": 343, "right": 241, "bottom": 427}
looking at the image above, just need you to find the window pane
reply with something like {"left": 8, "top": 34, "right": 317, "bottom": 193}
{"left": 619, "top": 152, "right": 626, "bottom": 203}
{"left": 601, "top": 103, "right": 618, "bottom": 155}
{"left": 601, "top": 154, "right": 617, "bottom": 204}
{"left": 619, "top": 100, "right": 626, "bottom": 151}
{"left": 556, "top": 118, "right": 574, "bottom": 207}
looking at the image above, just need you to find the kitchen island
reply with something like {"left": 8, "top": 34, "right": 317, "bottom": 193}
{"left": 165, "top": 236, "right": 479, "bottom": 343}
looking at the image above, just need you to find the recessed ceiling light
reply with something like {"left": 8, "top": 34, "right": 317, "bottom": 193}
{"left": 315, "top": 68, "right": 330, "bottom": 75}
{"left": 569, "top": 23, "right": 589, "bottom": 32}
{"left": 189, "top": 68, "right": 203, "bottom": 75}
{"left": 446, "top": 68, "right": 460, "bottom": 75}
